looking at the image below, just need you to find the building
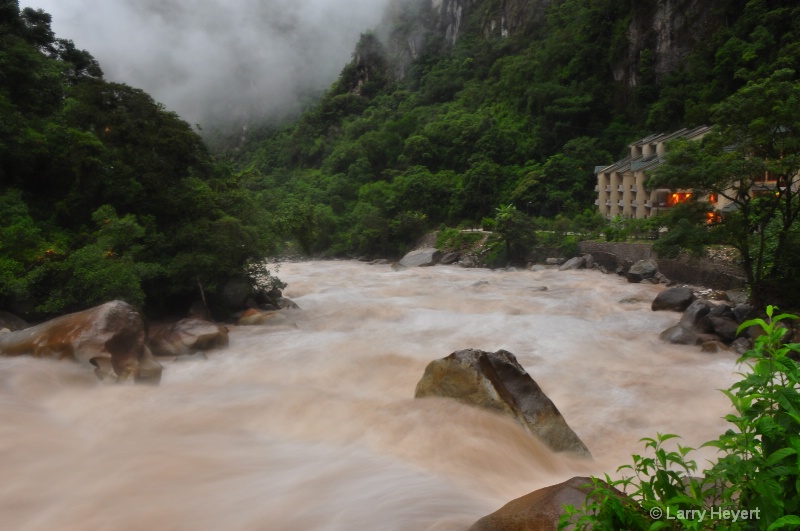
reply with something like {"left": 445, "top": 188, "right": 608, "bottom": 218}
{"left": 594, "top": 126, "right": 715, "bottom": 219}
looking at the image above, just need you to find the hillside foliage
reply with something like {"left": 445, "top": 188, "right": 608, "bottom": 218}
{"left": 230, "top": 0, "right": 800, "bottom": 262}
{"left": 0, "top": 0, "right": 277, "bottom": 318}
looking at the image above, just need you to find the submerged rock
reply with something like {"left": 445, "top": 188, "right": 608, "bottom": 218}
{"left": 415, "top": 348, "right": 591, "bottom": 457}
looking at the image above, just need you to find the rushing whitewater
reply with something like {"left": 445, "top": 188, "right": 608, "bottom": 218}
{"left": 0, "top": 261, "right": 738, "bottom": 530}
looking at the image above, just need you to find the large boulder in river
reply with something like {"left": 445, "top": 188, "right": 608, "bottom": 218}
{"left": 415, "top": 349, "right": 591, "bottom": 457}
{"left": 469, "top": 476, "right": 628, "bottom": 531}
{"left": 399, "top": 247, "right": 441, "bottom": 267}
{"left": 651, "top": 287, "right": 696, "bottom": 312}
{"left": 149, "top": 318, "right": 229, "bottom": 358}
{"left": 0, "top": 301, "right": 161, "bottom": 384}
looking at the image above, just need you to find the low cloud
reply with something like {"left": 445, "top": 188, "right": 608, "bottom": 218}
{"left": 22, "top": 0, "right": 393, "bottom": 130}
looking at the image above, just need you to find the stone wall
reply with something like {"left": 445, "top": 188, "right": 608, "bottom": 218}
{"left": 578, "top": 241, "right": 746, "bottom": 290}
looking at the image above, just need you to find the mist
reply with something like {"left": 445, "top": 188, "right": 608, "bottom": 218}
{"left": 21, "top": 0, "right": 394, "bottom": 132}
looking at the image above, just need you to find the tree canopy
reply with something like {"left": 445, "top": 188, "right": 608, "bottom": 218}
{"left": 0, "top": 0, "right": 277, "bottom": 319}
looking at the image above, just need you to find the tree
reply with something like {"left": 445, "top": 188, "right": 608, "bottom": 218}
{"left": 651, "top": 69, "right": 800, "bottom": 307}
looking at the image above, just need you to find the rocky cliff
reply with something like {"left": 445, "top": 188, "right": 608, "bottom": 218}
{"left": 380, "top": 0, "right": 722, "bottom": 87}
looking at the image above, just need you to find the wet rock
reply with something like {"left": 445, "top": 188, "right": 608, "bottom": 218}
{"left": 238, "top": 309, "right": 297, "bottom": 327}
{"left": 627, "top": 259, "right": 658, "bottom": 283}
{"left": 733, "top": 303, "right": 755, "bottom": 324}
{"left": 399, "top": 247, "right": 441, "bottom": 268}
{"left": 529, "top": 264, "right": 547, "bottom": 272}
{"left": 415, "top": 349, "right": 591, "bottom": 457}
{"left": 469, "top": 476, "right": 628, "bottom": 531}
{"left": 276, "top": 297, "right": 301, "bottom": 310}
{"left": 660, "top": 325, "right": 702, "bottom": 345}
{"left": 651, "top": 287, "right": 696, "bottom": 312}
{"left": 459, "top": 256, "right": 477, "bottom": 268}
{"left": 708, "top": 316, "right": 740, "bottom": 343}
{"left": 558, "top": 256, "right": 586, "bottom": 271}
{"left": 149, "top": 318, "right": 229, "bottom": 358}
{"left": 584, "top": 254, "right": 595, "bottom": 269}
{"left": 440, "top": 252, "right": 460, "bottom": 265}
{"left": 0, "top": 301, "right": 161, "bottom": 384}
{"left": 725, "top": 289, "right": 749, "bottom": 306}
{"left": 680, "top": 300, "right": 714, "bottom": 333}
{"left": 545, "top": 258, "right": 562, "bottom": 266}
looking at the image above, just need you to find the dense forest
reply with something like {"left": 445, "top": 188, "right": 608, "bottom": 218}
{"left": 230, "top": 0, "right": 800, "bottom": 262}
{"left": 3, "top": 0, "right": 800, "bottom": 318}
{"left": 0, "top": 0, "right": 278, "bottom": 318}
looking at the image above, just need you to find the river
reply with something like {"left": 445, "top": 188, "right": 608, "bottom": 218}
{"left": 0, "top": 261, "right": 738, "bottom": 530}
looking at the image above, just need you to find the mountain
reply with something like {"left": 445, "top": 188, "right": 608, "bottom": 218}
{"left": 230, "top": 0, "right": 798, "bottom": 259}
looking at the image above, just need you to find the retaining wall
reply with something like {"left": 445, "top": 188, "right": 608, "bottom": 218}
{"left": 578, "top": 241, "right": 746, "bottom": 290}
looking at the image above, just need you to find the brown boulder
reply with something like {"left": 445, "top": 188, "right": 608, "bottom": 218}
{"left": 415, "top": 349, "right": 590, "bottom": 457}
{"left": 0, "top": 301, "right": 161, "bottom": 384}
{"left": 469, "top": 476, "right": 626, "bottom": 531}
{"left": 149, "top": 318, "right": 229, "bottom": 357}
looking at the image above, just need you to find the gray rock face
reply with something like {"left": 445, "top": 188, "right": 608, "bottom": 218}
{"left": 399, "top": 247, "right": 442, "bottom": 267}
{"left": 652, "top": 287, "right": 696, "bottom": 311}
{"left": 558, "top": 256, "right": 587, "bottom": 271}
{"left": 627, "top": 259, "right": 658, "bottom": 283}
{"left": 415, "top": 349, "right": 591, "bottom": 457}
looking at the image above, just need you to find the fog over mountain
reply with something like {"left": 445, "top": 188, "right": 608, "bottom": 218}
{"left": 21, "top": 0, "right": 393, "bottom": 130}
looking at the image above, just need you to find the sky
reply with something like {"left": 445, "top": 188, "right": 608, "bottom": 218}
{"left": 20, "top": 0, "right": 393, "bottom": 131}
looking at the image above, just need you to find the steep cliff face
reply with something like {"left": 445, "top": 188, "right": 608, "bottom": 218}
{"left": 617, "top": 0, "right": 716, "bottom": 86}
{"left": 381, "top": 0, "right": 723, "bottom": 89}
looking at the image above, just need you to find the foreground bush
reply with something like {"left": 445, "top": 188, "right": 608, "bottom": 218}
{"left": 561, "top": 306, "right": 800, "bottom": 530}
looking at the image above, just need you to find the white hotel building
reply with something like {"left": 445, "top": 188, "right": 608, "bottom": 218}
{"left": 594, "top": 126, "right": 713, "bottom": 219}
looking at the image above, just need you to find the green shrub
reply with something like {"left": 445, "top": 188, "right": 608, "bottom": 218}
{"left": 561, "top": 306, "right": 800, "bottom": 530}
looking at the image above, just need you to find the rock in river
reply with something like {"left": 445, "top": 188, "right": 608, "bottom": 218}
{"left": 415, "top": 348, "right": 590, "bottom": 457}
